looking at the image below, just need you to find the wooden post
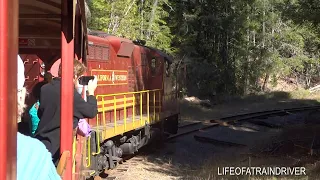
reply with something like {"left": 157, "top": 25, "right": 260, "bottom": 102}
{"left": 60, "top": 0, "right": 75, "bottom": 179}
{"left": 0, "top": 0, "right": 18, "bottom": 179}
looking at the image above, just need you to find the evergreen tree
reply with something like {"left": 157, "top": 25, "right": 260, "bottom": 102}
{"left": 88, "top": 0, "right": 173, "bottom": 53}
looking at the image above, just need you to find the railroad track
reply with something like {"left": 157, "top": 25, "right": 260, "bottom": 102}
{"left": 100, "top": 105, "right": 320, "bottom": 179}
{"left": 169, "top": 105, "right": 320, "bottom": 140}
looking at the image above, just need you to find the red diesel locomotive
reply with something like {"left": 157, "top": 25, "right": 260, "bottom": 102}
{"left": 84, "top": 31, "right": 180, "bottom": 177}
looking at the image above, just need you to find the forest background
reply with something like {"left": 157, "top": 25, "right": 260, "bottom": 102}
{"left": 85, "top": 0, "right": 320, "bottom": 99}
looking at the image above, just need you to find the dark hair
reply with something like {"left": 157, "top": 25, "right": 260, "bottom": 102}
{"left": 31, "top": 81, "right": 46, "bottom": 100}
{"left": 31, "top": 72, "right": 52, "bottom": 100}
{"left": 44, "top": 72, "right": 53, "bottom": 83}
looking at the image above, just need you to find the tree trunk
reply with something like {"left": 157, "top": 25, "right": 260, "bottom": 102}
{"left": 262, "top": 73, "right": 269, "bottom": 91}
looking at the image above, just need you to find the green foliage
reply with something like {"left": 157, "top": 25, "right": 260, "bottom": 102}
{"left": 281, "top": 0, "right": 320, "bottom": 26}
{"left": 87, "top": 0, "right": 320, "bottom": 97}
{"left": 88, "top": 0, "right": 173, "bottom": 53}
{"left": 167, "top": 0, "right": 320, "bottom": 97}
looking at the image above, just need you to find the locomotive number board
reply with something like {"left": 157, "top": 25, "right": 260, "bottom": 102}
{"left": 90, "top": 69, "right": 128, "bottom": 86}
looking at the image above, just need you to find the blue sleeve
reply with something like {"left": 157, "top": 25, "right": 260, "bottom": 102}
{"left": 29, "top": 101, "right": 40, "bottom": 135}
{"left": 43, "top": 155, "right": 62, "bottom": 180}
{"left": 17, "top": 133, "right": 61, "bottom": 180}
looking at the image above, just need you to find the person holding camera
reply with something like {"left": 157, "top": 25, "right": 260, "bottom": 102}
{"left": 34, "top": 59, "right": 98, "bottom": 166}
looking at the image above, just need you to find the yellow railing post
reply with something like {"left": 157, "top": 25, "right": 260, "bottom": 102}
{"left": 124, "top": 95, "right": 127, "bottom": 131}
{"left": 153, "top": 91, "right": 156, "bottom": 122}
{"left": 114, "top": 96, "right": 117, "bottom": 133}
{"left": 147, "top": 91, "right": 150, "bottom": 124}
{"left": 132, "top": 94, "right": 135, "bottom": 127}
{"left": 96, "top": 96, "right": 100, "bottom": 127}
{"left": 140, "top": 93, "right": 142, "bottom": 125}
{"left": 85, "top": 137, "right": 91, "bottom": 168}
{"left": 72, "top": 136, "right": 76, "bottom": 173}
{"left": 102, "top": 97, "right": 106, "bottom": 127}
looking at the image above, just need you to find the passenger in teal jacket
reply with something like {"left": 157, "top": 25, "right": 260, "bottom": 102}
{"left": 29, "top": 101, "right": 40, "bottom": 135}
{"left": 17, "top": 55, "right": 61, "bottom": 180}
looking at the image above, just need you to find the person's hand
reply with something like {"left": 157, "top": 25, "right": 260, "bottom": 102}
{"left": 87, "top": 76, "right": 97, "bottom": 95}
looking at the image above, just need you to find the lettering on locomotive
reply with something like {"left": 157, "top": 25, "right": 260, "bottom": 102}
{"left": 91, "top": 69, "right": 128, "bottom": 86}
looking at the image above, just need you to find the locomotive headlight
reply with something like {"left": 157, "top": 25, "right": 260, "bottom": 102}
{"left": 40, "top": 62, "right": 45, "bottom": 69}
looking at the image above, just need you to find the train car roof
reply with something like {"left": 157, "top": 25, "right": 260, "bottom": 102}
{"left": 88, "top": 30, "right": 134, "bottom": 58}
{"left": 19, "top": 0, "right": 87, "bottom": 50}
{"left": 88, "top": 30, "right": 173, "bottom": 63}
{"left": 88, "top": 30, "right": 132, "bottom": 42}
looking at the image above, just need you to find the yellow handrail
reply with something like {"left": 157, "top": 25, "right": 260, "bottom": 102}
{"left": 95, "top": 89, "right": 161, "bottom": 129}
{"left": 102, "top": 97, "right": 105, "bottom": 126}
{"left": 133, "top": 94, "right": 135, "bottom": 128}
{"left": 147, "top": 92, "right": 150, "bottom": 124}
{"left": 85, "top": 137, "right": 90, "bottom": 168}
{"left": 96, "top": 89, "right": 160, "bottom": 98}
{"left": 72, "top": 136, "right": 76, "bottom": 173}
{"left": 85, "top": 89, "right": 163, "bottom": 168}
{"left": 140, "top": 93, "right": 142, "bottom": 125}
{"left": 124, "top": 95, "right": 127, "bottom": 131}
{"left": 114, "top": 96, "right": 117, "bottom": 132}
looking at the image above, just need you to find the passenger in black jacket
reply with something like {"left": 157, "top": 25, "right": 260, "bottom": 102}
{"left": 35, "top": 59, "right": 98, "bottom": 166}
